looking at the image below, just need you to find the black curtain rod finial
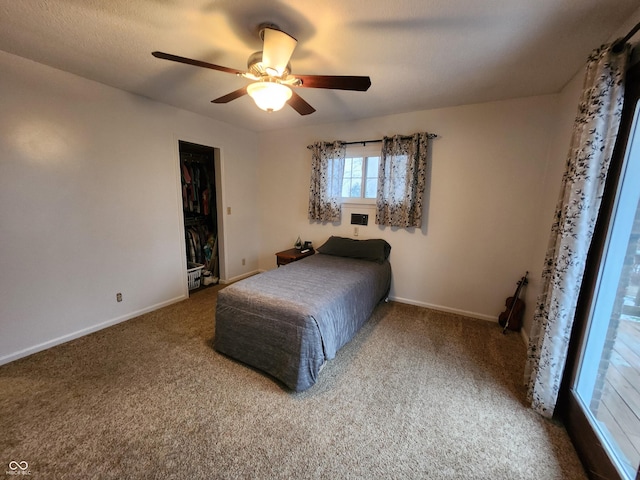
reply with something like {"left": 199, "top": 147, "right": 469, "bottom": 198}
{"left": 612, "top": 20, "right": 640, "bottom": 53}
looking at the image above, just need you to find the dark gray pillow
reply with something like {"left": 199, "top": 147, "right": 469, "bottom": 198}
{"left": 317, "top": 236, "right": 391, "bottom": 263}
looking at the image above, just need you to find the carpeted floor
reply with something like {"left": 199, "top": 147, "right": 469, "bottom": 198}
{"left": 0, "top": 286, "right": 587, "bottom": 479}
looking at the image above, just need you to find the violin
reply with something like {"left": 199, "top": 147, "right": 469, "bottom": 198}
{"left": 498, "top": 272, "right": 528, "bottom": 334}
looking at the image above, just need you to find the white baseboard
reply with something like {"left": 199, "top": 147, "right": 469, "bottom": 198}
{"left": 388, "top": 296, "right": 498, "bottom": 323}
{"left": 0, "top": 294, "right": 187, "bottom": 366}
{"left": 2, "top": 289, "right": 530, "bottom": 367}
{"left": 390, "top": 296, "right": 530, "bottom": 346}
{"left": 219, "top": 269, "right": 261, "bottom": 284}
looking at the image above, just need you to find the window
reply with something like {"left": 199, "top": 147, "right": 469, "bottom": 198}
{"left": 341, "top": 145, "right": 380, "bottom": 202}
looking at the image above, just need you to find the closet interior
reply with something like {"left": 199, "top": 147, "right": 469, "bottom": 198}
{"left": 179, "top": 140, "right": 219, "bottom": 290}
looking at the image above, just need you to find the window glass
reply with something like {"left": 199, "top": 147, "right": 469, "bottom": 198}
{"left": 342, "top": 145, "right": 380, "bottom": 202}
{"left": 365, "top": 157, "right": 379, "bottom": 198}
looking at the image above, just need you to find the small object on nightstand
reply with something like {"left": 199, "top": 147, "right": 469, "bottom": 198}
{"left": 295, "top": 236, "right": 302, "bottom": 250}
{"left": 276, "top": 247, "right": 315, "bottom": 267}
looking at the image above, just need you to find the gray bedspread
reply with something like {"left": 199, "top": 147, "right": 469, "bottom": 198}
{"left": 214, "top": 253, "right": 391, "bottom": 391}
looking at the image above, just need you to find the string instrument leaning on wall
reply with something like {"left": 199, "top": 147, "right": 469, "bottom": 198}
{"left": 498, "top": 272, "right": 529, "bottom": 334}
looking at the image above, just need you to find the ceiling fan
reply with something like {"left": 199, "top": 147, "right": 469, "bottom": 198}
{"left": 152, "top": 23, "right": 371, "bottom": 116}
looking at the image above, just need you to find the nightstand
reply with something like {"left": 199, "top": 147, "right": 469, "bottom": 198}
{"left": 275, "top": 247, "right": 315, "bottom": 267}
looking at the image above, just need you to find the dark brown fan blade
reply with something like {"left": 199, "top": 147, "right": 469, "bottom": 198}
{"left": 287, "top": 91, "right": 316, "bottom": 115}
{"left": 152, "top": 51, "right": 243, "bottom": 75}
{"left": 294, "top": 74, "right": 371, "bottom": 91}
{"left": 211, "top": 86, "right": 248, "bottom": 104}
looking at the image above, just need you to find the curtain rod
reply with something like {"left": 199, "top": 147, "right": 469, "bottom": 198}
{"left": 344, "top": 133, "right": 438, "bottom": 145}
{"left": 613, "top": 20, "right": 640, "bottom": 53}
{"left": 307, "top": 133, "right": 438, "bottom": 149}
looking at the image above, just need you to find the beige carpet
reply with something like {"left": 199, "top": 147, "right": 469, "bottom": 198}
{"left": 0, "top": 286, "right": 586, "bottom": 479}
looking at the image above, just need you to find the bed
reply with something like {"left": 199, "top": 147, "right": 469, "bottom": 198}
{"left": 214, "top": 236, "right": 392, "bottom": 392}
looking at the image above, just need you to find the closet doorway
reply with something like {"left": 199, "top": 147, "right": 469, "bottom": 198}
{"left": 178, "top": 140, "right": 222, "bottom": 293}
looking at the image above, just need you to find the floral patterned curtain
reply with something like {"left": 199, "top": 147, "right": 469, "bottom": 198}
{"left": 376, "top": 133, "right": 429, "bottom": 228}
{"left": 524, "top": 43, "right": 629, "bottom": 418}
{"left": 308, "top": 141, "right": 346, "bottom": 222}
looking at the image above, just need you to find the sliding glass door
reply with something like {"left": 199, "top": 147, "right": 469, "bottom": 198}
{"left": 574, "top": 108, "right": 640, "bottom": 478}
{"left": 564, "top": 62, "right": 640, "bottom": 480}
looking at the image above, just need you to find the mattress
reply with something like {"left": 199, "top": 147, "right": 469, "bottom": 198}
{"left": 214, "top": 253, "right": 391, "bottom": 391}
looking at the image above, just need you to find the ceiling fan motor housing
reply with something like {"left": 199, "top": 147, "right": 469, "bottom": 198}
{"left": 247, "top": 51, "right": 291, "bottom": 79}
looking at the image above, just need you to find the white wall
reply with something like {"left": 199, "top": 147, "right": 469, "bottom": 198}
{"left": 4, "top": 5, "right": 638, "bottom": 363}
{"left": 0, "top": 51, "right": 260, "bottom": 364}
{"left": 257, "top": 95, "right": 564, "bottom": 322}
{"left": 519, "top": 73, "right": 582, "bottom": 336}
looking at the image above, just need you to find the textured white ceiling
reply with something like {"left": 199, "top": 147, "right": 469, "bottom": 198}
{"left": 0, "top": 0, "right": 637, "bottom": 132}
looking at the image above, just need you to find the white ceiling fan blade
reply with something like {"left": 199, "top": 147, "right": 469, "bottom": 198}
{"left": 262, "top": 27, "right": 297, "bottom": 77}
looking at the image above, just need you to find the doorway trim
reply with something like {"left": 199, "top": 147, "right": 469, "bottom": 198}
{"left": 173, "top": 135, "right": 226, "bottom": 295}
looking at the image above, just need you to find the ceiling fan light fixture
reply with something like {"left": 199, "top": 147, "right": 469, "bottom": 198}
{"left": 247, "top": 81, "right": 292, "bottom": 112}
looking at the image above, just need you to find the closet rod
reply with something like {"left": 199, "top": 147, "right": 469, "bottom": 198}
{"left": 307, "top": 133, "right": 438, "bottom": 149}
{"left": 613, "top": 20, "right": 640, "bottom": 52}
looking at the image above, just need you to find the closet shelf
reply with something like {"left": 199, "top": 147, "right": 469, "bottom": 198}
{"left": 184, "top": 214, "right": 210, "bottom": 226}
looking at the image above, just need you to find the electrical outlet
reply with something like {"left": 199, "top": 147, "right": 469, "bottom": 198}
{"left": 354, "top": 227, "right": 359, "bottom": 237}
{"left": 242, "top": 258, "right": 246, "bottom": 266}
{"left": 116, "top": 292, "right": 122, "bottom": 302}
